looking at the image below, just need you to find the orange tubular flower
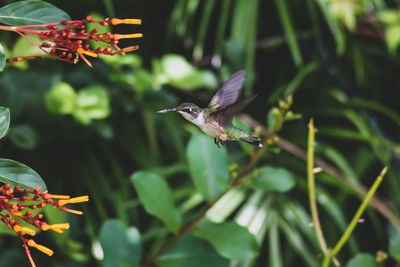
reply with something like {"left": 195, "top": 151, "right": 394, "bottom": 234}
{"left": 0, "top": 184, "right": 89, "bottom": 267}
{"left": 0, "top": 16, "right": 142, "bottom": 67}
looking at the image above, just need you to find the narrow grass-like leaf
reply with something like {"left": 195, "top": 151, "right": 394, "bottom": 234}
{"left": 193, "top": 0, "right": 216, "bottom": 60}
{"left": 269, "top": 213, "right": 283, "bottom": 267}
{"left": 274, "top": 0, "right": 303, "bottom": 66}
{"left": 156, "top": 234, "right": 229, "bottom": 267}
{"left": 131, "top": 171, "right": 181, "bottom": 233}
{"left": 321, "top": 145, "right": 358, "bottom": 181}
{"left": 278, "top": 217, "right": 319, "bottom": 267}
{"left": 318, "top": 127, "right": 374, "bottom": 142}
{"left": 244, "top": 166, "right": 295, "bottom": 192}
{"left": 0, "top": 158, "right": 46, "bottom": 191}
{"left": 0, "top": 107, "right": 10, "bottom": 139}
{"left": 213, "top": 0, "right": 231, "bottom": 63}
{"left": 0, "top": 0, "right": 71, "bottom": 26}
{"left": 351, "top": 98, "right": 400, "bottom": 127}
{"left": 186, "top": 132, "right": 229, "bottom": 201}
{"left": 230, "top": 0, "right": 258, "bottom": 95}
{"left": 193, "top": 219, "right": 258, "bottom": 259}
{"left": 0, "top": 43, "right": 5, "bottom": 72}
{"left": 100, "top": 219, "right": 141, "bottom": 267}
{"left": 314, "top": 0, "right": 345, "bottom": 54}
{"left": 206, "top": 188, "right": 247, "bottom": 223}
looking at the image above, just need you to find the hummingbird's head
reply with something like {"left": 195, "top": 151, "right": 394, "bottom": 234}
{"left": 157, "top": 103, "right": 201, "bottom": 122}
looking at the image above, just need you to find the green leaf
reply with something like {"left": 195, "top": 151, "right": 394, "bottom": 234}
{"left": 12, "top": 36, "right": 45, "bottom": 58}
{"left": 186, "top": 132, "right": 229, "bottom": 201}
{"left": 274, "top": 0, "right": 303, "bottom": 66}
{"left": 8, "top": 124, "right": 38, "bottom": 150}
{"left": 0, "top": 158, "right": 46, "bottom": 191}
{"left": 245, "top": 166, "right": 295, "bottom": 192}
{"left": 0, "top": 43, "right": 5, "bottom": 72}
{"left": 100, "top": 219, "right": 141, "bottom": 267}
{"left": 45, "top": 82, "right": 77, "bottom": 115}
{"left": 131, "top": 171, "right": 181, "bottom": 233}
{"left": 155, "top": 54, "right": 217, "bottom": 89}
{"left": 0, "top": 107, "right": 10, "bottom": 139}
{"left": 314, "top": 0, "right": 346, "bottom": 54}
{"left": 389, "top": 233, "right": 400, "bottom": 260}
{"left": 378, "top": 10, "right": 399, "bottom": 25}
{"left": 345, "top": 253, "right": 379, "bottom": 267}
{"left": 73, "top": 85, "right": 111, "bottom": 125}
{"left": 385, "top": 26, "right": 400, "bottom": 54}
{"left": 193, "top": 220, "right": 258, "bottom": 259}
{"left": 156, "top": 235, "right": 229, "bottom": 267}
{"left": 206, "top": 188, "right": 246, "bottom": 223}
{"left": 0, "top": 0, "right": 71, "bottom": 26}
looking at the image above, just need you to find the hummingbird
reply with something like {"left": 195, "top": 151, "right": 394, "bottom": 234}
{"left": 157, "top": 70, "right": 262, "bottom": 148}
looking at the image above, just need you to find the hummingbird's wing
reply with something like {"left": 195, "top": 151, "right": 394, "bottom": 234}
{"left": 208, "top": 70, "right": 246, "bottom": 111}
{"left": 210, "top": 94, "right": 258, "bottom": 125}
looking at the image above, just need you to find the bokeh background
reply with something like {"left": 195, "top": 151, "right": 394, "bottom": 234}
{"left": 1, "top": 0, "right": 400, "bottom": 266}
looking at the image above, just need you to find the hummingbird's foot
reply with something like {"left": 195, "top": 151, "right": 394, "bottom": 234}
{"left": 214, "top": 138, "right": 223, "bottom": 149}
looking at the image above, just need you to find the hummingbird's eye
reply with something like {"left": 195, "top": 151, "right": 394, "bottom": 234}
{"left": 183, "top": 108, "right": 192, "bottom": 113}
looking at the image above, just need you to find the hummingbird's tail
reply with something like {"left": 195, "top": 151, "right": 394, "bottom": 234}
{"left": 240, "top": 135, "right": 263, "bottom": 148}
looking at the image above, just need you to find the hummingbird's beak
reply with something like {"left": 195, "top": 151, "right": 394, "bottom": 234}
{"left": 156, "top": 108, "right": 177, "bottom": 113}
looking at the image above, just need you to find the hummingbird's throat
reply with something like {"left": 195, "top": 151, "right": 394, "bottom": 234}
{"left": 181, "top": 111, "right": 204, "bottom": 126}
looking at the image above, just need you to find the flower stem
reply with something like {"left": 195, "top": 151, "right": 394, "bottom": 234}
{"left": 322, "top": 166, "right": 388, "bottom": 267}
{"left": 307, "top": 119, "right": 329, "bottom": 254}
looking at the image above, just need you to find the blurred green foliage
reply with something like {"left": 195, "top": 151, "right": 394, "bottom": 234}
{"left": 0, "top": 0, "right": 400, "bottom": 266}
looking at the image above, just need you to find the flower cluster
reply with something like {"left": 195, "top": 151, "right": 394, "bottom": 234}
{"left": 0, "top": 183, "right": 89, "bottom": 267}
{"left": 2, "top": 16, "right": 142, "bottom": 67}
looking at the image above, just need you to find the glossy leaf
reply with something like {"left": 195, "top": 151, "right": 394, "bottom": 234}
{"left": 0, "top": 43, "right": 5, "bottom": 72}
{"left": 0, "top": 107, "right": 10, "bottom": 139}
{"left": 245, "top": 166, "right": 295, "bottom": 192}
{"left": 131, "top": 171, "right": 181, "bottom": 233}
{"left": 193, "top": 220, "right": 258, "bottom": 259}
{"left": 100, "top": 219, "right": 141, "bottom": 267}
{"left": 0, "top": 0, "right": 70, "bottom": 26}
{"left": 186, "top": 132, "right": 229, "bottom": 201}
{"left": 0, "top": 158, "right": 46, "bottom": 191}
{"left": 156, "top": 235, "right": 229, "bottom": 267}
{"left": 345, "top": 253, "right": 379, "bottom": 267}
